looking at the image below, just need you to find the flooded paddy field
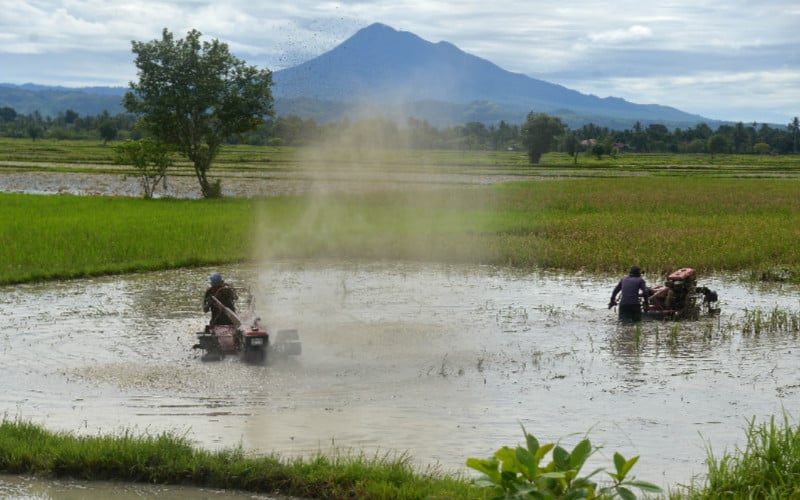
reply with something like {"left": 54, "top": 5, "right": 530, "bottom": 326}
{"left": 0, "top": 165, "right": 533, "bottom": 198}
{"left": 2, "top": 261, "right": 800, "bottom": 495}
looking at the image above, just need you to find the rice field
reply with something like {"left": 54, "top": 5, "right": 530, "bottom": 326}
{"left": 1, "top": 174, "right": 800, "bottom": 285}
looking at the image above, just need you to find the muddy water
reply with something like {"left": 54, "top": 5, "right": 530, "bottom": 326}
{"left": 2, "top": 262, "right": 800, "bottom": 496}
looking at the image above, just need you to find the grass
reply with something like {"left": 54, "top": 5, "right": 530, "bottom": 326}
{"left": 673, "top": 414, "right": 800, "bottom": 499}
{"left": 0, "top": 194, "right": 257, "bottom": 284}
{"left": 2, "top": 175, "right": 800, "bottom": 285}
{"left": 0, "top": 418, "right": 484, "bottom": 500}
{"left": 6, "top": 416, "right": 800, "bottom": 499}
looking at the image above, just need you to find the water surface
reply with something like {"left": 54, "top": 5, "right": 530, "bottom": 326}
{"left": 2, "top": 262, "right": 799, "bottom": 494}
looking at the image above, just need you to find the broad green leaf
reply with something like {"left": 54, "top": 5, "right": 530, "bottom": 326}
{"left": 470, "top": 477, "right": 498, "bottom": 488}
{"left": 515, "top": 445, "right": 537, "bottom": 479}
{"left": 625, "top": 480, "right": 663, "bottom": 492}
{"left": 621, "top": 455, "right": 640, "bottom": 477}
{"left": 495, "top": 446, "right": 516, "bottom": 463}
{"left": 569, "top": 439, "right": 592, "bottom": 470}
{"left": 465, "top": 457, "right": 501, "bottom": 483}
{"left": 553, "top": 445, "right": 570, "bottom": 470}
{"left": 570, "top": 477, "right": 597, "bottom": 490}
{"left": 536, "top": 442, "right": 555, "bottom": 462}
{"left": 539, "top": 471, "right": 567, "bottom": 479}
{"left": 613, "top": 451, "right": 626, "bottom": 476}
{"left": 563, "top": 488, "right": 591, "bottom": 500}
{"left": 500, "top": 470, "right": 518, "bottom": 482}
{"left": 617, "top": 485, "right": 636, "bottom": 500}
{"left": 524, "top": 429, "right": 540, "bottom": 456}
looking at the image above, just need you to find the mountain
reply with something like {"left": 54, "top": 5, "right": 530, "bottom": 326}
{"left": 271, "top": 23, "right": 712, "bottom": 128}
{"left": 1, "top": 23, "right": 715, "bottom": 129}
{"left": 0, "top": 83, "right": 126, "bottom": 117}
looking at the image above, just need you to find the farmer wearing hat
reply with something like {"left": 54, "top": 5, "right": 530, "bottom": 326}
{"left": 608, "top": 265, "right": 650, "bottom": 322}
{"left": 203, "top": 272, "right": 238, "bottom": 326}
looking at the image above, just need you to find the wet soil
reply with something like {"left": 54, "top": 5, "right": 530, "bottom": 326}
{"left": 0, "top": 166, "right": 528, "bottom": 198}
{"left": 2, "top": 262, "right": 800, "bottom": 496}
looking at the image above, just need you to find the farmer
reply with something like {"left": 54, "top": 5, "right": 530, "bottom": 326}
{"left": 608, "top": 265, "right": 650, "bottom": 322}
{"left": 203, "top": 272, "right": 238, "bottom": 326}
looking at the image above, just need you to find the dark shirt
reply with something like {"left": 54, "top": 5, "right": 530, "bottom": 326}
{"left": 204, "top": 284, "right": 237, "bottom": 325}
{"left": 611, "top": 276, "right": 648, "bottom": 306}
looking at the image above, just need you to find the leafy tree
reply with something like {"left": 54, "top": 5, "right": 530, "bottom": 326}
{"left": 753, "top": 142, "right": 771, "bottom": 155}
{"left": 124, "top": 28, "right": 274, "bottom": 198}
{"left": 708, "top": 133, "right": 729, "bottom": 159}
{"left": 115, "top": 138, "right": 174, "bottom": 199}
{"left": 521, "top": 112, "right": 565, "bottom": 164}
{"left": 591, "top": 142, "right": 606, "bottom": 160}
{"left": 732, "top": 121, "right": 749, "bottom": 153}
{"left": 27, "top": 124, "right": 43, "bottom": 141}
{"left": 64, "top": 109, "right": 79, "bottom": 125}
{"left": 562, "top": 131, "right": 580, "bottom": 164}
{"left": 685, "top": 138, "right": 707, "bottom": 154}
{"left": 0, "top": 106, "right": 17, "bottom": 122}
{"left": 789, "top": 117, "right": 799, "bottom": 154}
{"left": 99, "top": 121, "right": 118, "bottom": 145}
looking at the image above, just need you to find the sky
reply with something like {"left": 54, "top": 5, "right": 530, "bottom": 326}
{"left": 1, "top": 0, "right": 798, "bottom": 125}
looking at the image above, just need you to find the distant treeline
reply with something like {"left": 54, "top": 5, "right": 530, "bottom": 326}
{"left": 0, "top": 105, "right": 797, "bottom": 155}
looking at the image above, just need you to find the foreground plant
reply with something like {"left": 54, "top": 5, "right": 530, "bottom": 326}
{"left": 466, "top": 424, "right": 661, "bottom": 499}
{"left": 679, "top": 414, "right": 800, "bottom": 499}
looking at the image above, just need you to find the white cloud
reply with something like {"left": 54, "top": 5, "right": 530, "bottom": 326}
{"left": 588, "top": 25, "right": 653, "bottom": 44}
{"left": 560, "top": 68, "right": 800, "bottom": 123}
{"left": 0, "top": 0, "right": 798, "bottom": 123}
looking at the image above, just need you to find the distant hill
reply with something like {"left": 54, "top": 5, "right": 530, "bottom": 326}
{"left": 1, "top": 23, "right": 717, "bottom": 129}
{"left": 0, "top": 83, "right": 126, "bottom": 117}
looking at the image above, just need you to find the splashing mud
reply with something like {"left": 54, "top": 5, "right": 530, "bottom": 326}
{"left": 2, "top": 262, "right": 800, "bottom": 493}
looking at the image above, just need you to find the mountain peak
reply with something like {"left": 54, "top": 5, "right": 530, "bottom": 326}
{"left": 271, "top": 23, "right": 709, "bottom": 128}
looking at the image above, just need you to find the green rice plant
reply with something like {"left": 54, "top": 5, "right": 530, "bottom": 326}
{"left": 677, "top": 414, "right": 800, "bottom": 499}
{"left": 5, "top": 163, "right": 800, "bottom": 284}
{"left": 0, "top": 193, "right": 263, "bottom": 284}
{"left": 741, "top": 306, "right": 800, "bottom": 337}
{"left": 466, "top": 423, "right": 661, "bottom": 499}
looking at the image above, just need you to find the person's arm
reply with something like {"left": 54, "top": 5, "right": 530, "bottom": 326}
{"left": 609, "top": 281, "right": 622, "bottom": 307}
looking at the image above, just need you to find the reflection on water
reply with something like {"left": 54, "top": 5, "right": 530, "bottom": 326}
{"left": 1, "top": 262, "right": 799, "bottom": 494}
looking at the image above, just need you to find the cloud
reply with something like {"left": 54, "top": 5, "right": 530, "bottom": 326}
{"left": 559, "top": 68, "right": 800, "bottom": 124}
{"left": 588, "top": 25, "right": 653, "bottom": 44}
{"left": 0, "top": 0, "right": 798, "bottom": 123}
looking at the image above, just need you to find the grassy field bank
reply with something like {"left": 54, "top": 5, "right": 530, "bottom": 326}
{"left": 3, "top": 417, "right": 800, "bottom": 499}
{"left": 2, "top": 175, "right": 799, "bottom": 285}
{"left": 0, "top": 419, "right": 483, "bottom": 500}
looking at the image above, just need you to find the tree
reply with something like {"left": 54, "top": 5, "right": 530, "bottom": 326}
{"left": 562, "top": 131, "right": 580, "bottom": 164}
{"left": 753, "top": 142, "right": 771, "bottom": 155}
{"left": 708, "top": 133, "right": 729, "bottom": 159}
{"left": 789, "top": 117, "right": 799, "bottom": 154}
{"left": 0, "top": 106, "right": 17, "bottom": 123}
{"left": 124, "top": 28, "right": 274, "bottom": 198}
{"left": 115, "top": 138, "right": 174, "bottom": 199}
{"left": 98, "top": 121, "right": 118, "bottom": 145}
{"left": 591, "top": 142, "right": 606, "bottom": 160}
{"left": 521, "top": 112, "right": 565, "bottom": 164}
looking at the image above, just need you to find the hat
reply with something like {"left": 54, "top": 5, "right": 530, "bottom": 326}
{"left": 209, "top": 272, "right": 223, "bottom": 286}
{"left": 629, "top": 265, "right": 641, "bottom": 277}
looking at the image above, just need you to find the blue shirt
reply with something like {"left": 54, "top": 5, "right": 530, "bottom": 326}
{"left": 611, "top": 276, "right": 648, "bottom": 306}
